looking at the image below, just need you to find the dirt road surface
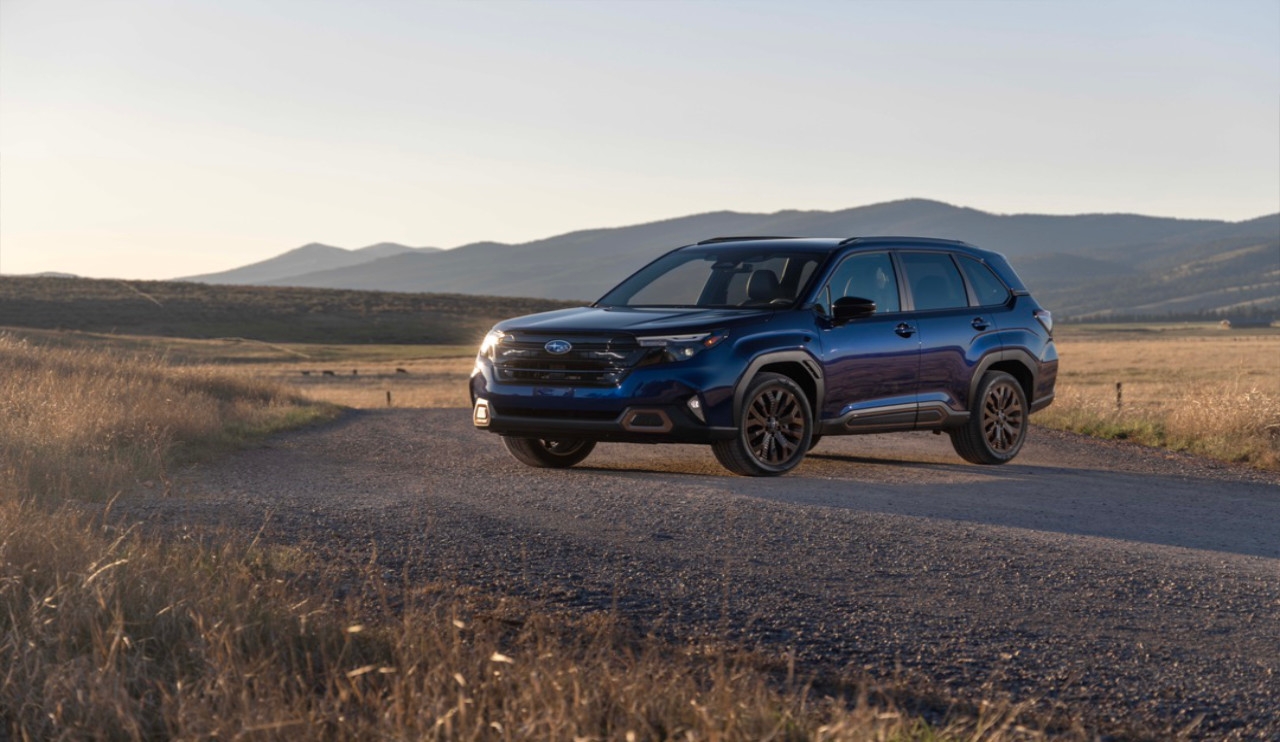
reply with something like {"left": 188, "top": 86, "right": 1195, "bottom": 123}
{"left": 129, "top": 409, "right": 1280, "bottom": 739}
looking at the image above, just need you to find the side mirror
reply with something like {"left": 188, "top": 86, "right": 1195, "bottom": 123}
{"left": 832, "top": 296, "right": 876, "bottom": 324}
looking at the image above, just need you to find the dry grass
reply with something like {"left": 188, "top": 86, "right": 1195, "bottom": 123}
{"left": 0, "top": 332, "right": 339, "bottom": 503}
{"left": 4, "top": 327, "right": 475, "bottom": 411}
{"left": 234, "top": 357, "right": 475, "bottom": 409}
{"left": 1, "top": 502, "right": 1063, "bottom": 741}
{"left": 0, "top": 331, "right": 1074, "bottom": 740}
{"left": 1040, "top": 326, "right": 1280, "bottom": 469}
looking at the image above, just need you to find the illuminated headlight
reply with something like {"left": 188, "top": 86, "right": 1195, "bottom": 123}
{"left": 637, "top": 330, "right": 728, "bottom": 362}
{"left": 478, "top": 329, "right": 507, "bottom": 360}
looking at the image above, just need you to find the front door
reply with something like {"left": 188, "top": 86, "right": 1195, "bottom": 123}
{"left": 814, "top": 251, "right": 920, "bottom": 430}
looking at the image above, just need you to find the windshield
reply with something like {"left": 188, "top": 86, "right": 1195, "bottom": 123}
{"left": 597, "top": 247, "right": 826, "bottom": 308}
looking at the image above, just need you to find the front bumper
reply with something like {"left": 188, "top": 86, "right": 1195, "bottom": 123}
{"left": 473, "top": 397, "right": 735, "bottom": 443}
{"left": 470, "top": 353, "right": 738, "bottom": 443}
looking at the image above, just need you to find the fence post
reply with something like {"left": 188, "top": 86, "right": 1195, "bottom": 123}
{"left": 1115, "top": 382, "right": 1123, "bottom": 412}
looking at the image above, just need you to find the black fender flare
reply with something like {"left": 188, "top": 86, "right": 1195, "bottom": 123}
{"left": 731, "top": 350, "right": 825, "bottom": 426}
{"left": 968, "top": 348, "right": 1039, "bottom": 408}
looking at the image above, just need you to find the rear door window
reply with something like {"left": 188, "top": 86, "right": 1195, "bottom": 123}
{"left": 900, "top": 252, "right": 969, "bottom": 311}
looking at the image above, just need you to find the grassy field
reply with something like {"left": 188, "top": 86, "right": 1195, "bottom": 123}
{"left": 1043, "top": 324, "right": 1280, "bottom": 469}
{"left": 1, "top": 330, "right": 1071, "bottom": 740}
{"left": 0, "top": 331, "right": 341, "bottom": 504}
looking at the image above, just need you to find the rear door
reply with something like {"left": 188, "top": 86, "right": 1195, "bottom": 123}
{"left": 898, "top": 251, "right": 998, "bottom": 421}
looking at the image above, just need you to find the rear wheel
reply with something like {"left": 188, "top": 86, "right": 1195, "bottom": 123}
{"left": 502, "top": 437, "right": 596, "bottom": 468}
{"left": 712, "top": 372, "right": 812, "bottom": 476}
{"left": 950, "top": 371, "right": 1027, "bottom": 465}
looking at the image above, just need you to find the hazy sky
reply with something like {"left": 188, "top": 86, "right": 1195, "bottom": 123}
{"left": 2, "top": 0, "right": 1277, "bottom": 279}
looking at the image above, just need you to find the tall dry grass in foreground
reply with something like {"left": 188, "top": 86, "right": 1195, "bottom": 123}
{"left": 0, "top": 333, "right": 1074, "bottom": 740}
{"left": 3, "top": 503, "right": 1061, "bottom": 740}
{"left": 1038, "top": 330, "right": 1280, "bottom": 469}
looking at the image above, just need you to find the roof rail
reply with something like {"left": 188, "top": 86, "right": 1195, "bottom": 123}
{"left": 695, "top": 235, "right": 794, "bottom": 245}
{"left": 837, "top": 235, "right": 966, "bottom": 247}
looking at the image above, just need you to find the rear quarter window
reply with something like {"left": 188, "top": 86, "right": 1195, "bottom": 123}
{"left": 958, "top": 256, "right": 1012, "bottom": 306}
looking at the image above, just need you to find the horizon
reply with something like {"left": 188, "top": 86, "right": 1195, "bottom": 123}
{"left": 4, "top": 196, "right": 1280, "bottom": 280}
{"left": 2, "top": 0, "right": 1277, "bottom": 280}
{"left": 188, "top": 197, "right": 1280, "bottom": 269}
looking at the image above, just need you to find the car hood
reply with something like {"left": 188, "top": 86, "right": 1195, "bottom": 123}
{"left": 495, "top": 306, "right": 773, "bottom": 336}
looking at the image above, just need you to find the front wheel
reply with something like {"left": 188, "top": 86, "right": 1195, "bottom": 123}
{"left": 950, "top": 371, "right": 1028, "bottom": 465}
{"left": 712, "top": 372, "right": 813, "bottom": 476}
{"left": 502, "top": 437, "right": 596, "bottom": 468}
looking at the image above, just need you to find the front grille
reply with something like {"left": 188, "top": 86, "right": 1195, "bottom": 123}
{"left": 493, "top": 334, "right": 651, "bottom": 386}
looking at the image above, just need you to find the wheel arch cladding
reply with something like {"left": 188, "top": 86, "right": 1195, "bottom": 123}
{"left": 985, "top": 357, "right": 1035, "bottom": 404}
{"left": 742, "top": 354, "right": 823, "bottom": 425}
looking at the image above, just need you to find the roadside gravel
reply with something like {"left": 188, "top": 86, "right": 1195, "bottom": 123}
{"left": 121, "top": 409, "right": 1280, "bottom": 739}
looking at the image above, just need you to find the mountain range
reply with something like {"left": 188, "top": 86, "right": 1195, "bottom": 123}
{"left": 180, "top": 199, "right": 1280, "bottom": 319}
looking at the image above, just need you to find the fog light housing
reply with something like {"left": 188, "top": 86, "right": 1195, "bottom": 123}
{"left": 686, "top": 395, "right": 706, "bottom": 423}
{"left": 473, "top": 399, "right": 490, "bottom": 427}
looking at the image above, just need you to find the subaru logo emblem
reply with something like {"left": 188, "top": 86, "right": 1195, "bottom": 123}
{"left": 544, "top": 340, "right": 573, "bottom": 355}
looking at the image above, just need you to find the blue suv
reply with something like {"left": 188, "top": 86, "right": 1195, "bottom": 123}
{"left": 470, "top": 236, "right": 1057, "bottom": 476}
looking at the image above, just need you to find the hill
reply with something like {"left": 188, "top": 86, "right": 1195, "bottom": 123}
{"left": 1029, "top": 215, "right": 1280, "bottom": 319}
{"left": 178, "top": 200, "right": 1280, "bottom": 319}
{"left": 180, "top": 242, "right": 442, "bottom": 285}
{"left": 0, "top": 276, "right": 574, "bottom": 345}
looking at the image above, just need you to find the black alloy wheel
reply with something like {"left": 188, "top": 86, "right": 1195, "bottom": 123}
{"left": 713, "top": 372, "right": 813, "bottom": 476}
{"left": 950, "top": 370, "right": 1028, "bottom": 465}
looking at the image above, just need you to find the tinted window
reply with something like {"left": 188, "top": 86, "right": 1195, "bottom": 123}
{"left": 599, "top": 248, "right": 825, "bottom": 308}
{"left": 818, "top": 252, "right": 900, "bottom": 315}
{"left": 958, "top": 256, "right": 1011, "bottom": 306}
{"left": 625, "top": 259, "right": 709, "bottom": 306}
{"left": 900, "top": 252, "right": 968, "bottom": 311}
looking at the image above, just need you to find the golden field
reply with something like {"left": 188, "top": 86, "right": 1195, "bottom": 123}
{"left": 1042, "top": 325, "right": 1280, "bottom": 469}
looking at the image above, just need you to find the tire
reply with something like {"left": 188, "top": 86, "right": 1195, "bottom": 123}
{"left": 712, "top": 372, "right": 813, "bottom": 476}
{"left": 807, "top": 434, "right": 824, "bottom": 452}
{"left": 502, "top": 437, "right": 596, "bottom": 468}
{"left": 950, "top": 371, "right": 1028, "bottom": 465}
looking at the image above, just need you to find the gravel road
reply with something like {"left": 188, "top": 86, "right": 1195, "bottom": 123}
{"left": 129, "top": 409, "right": 1280, "bottom": 739}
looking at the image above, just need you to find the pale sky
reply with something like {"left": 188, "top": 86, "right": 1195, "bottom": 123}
{"left": 2, "top": 0, "right": 1277, "bottom": 279}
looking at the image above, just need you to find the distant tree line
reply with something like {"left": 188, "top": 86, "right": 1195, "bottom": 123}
{"left": 1064, "top": 305, "right": 1279, "bottom": 324}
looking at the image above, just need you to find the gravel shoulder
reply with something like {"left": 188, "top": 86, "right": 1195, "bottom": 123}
{"left": 121, "top": 409, "right": 1280, "bottom": 739}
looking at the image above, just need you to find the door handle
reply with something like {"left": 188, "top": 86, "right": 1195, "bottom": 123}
{"left": 895, "top": 323, "right": 916, "bottom": 338}
{"left": 971, "top": 317, "right": 990, "bottom": 331}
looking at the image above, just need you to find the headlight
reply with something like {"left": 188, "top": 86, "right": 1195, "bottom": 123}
{"left": 636, "top": 330, "right": 728, "bottom": 362}
{"left": 478, "top": 329, "right": 507, "bottom": 360}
